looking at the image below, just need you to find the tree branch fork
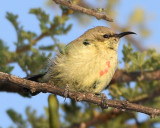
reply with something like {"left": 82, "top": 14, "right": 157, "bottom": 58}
{"left": 0, "top": 71, "right": 160, "bottom": 117}
{"left": 53, "top": 0, "right": 113, "bottom": 22}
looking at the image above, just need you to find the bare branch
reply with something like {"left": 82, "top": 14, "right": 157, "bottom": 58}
{"left": 0, "top": 71, "right": 160, "bottom": 117}
{"left": 111, "top": 69, "right": 160, "bottom": 84}
{"left": 129, "top": 85, "right": 160, "bottom": 103}
{"left": 1, "top": 69, "right": 160, "bottom": 96}
{"left": 52, "top": 0, "right": 113, "bottom": 22}
{"left": 51, "top": 0, "right": 146, "bottom": 51}
{"left": 0, "top": 81, "right": 30, "bottom": 97}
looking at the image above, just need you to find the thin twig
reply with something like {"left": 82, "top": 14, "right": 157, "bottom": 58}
{"left": 16, "top": 25, "right": 55, "bottom": 54}
{"left": 0, "top": 71, "right": 160, "bottom": 117}
{"left": 130, "top": 85, "right": 160, "bottom": 103}
{"left": 53, "top": 0, "right": 113, "bottom": 22}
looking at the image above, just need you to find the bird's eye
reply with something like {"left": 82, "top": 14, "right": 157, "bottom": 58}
{"left": 103, "top": 34, "right": 109, "bottom": 38}
{"left": 83, "top": 41, "right": 90, "bottom": 46}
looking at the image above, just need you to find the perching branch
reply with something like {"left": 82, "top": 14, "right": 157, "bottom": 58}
{"left": 1, "top": 69, "right": 160, "bottom": 96}
{"left": 52, "top": 0, "right": 113, "bottom": 22}
{"left": 0, "top": 71, "right": 160, "bottom": 117}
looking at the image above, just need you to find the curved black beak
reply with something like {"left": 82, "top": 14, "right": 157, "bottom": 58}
{"left": 116, "top": 31, "right": 136, "bottom": 38}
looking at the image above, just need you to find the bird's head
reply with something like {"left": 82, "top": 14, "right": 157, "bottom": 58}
{"left": 62, "top": 26, "right": 136, "bottom": 55}
{"left": 80, "top": 26, "right": 136, "bottom": 52}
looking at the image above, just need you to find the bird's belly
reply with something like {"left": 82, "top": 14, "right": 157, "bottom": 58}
{"left": 49, "top": 53, "right": 117, "bottom": 93}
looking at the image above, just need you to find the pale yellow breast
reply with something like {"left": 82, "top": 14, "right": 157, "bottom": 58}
{"left": 48, "top": 44, "right": 118, "bottom": 93}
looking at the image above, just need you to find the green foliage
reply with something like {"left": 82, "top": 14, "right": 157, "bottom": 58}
{"left": 61, "top": 100, "right": 102, "bottom": 127}
{"left": 30, "top": 8, "right": 49, "bottom": 33}
{"left": 2, "top": 8, "right": 72, "bottom": 76}
{"left": 122, "top": 43, "right": 147, "bottom": 71}
{"left": 62, "top": 100, "right": 83, "bottom": 125}
{"left": 6, "top": 12, "right": 19, "bottom": 30}
{"left": 30, "top": 8, "right": 72, "bottom": 35}
{"left": 17, "top": 50, "right": 51, "bottom": 75}
{"left": 26, "top": 107, "right": 49, "bottom": 128}
{"left": 110, "top": 43, "right": 160, "bottom": 109}
{"left": 0, "top": 40, "right": 14, "bottom": 73}
{"left": 7, "top": 107, "right": 49, "bottom": 128}
{"left": 6, "top": 12, "right": 37, "bottom": 48}
{"left": 7, "top": 109, "right": 28, "bottom": 128}
{"left": 122, "top": 43, "right": 160, "bottom": 72}
{"left": 145, "top": 49, "right": 160, "bottom": 70}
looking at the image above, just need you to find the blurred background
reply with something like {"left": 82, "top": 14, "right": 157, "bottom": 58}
{"left": 1, "top": 0, "right": 160, "bottom": 127}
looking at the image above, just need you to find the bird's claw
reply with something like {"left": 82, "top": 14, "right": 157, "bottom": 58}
{"left": 100, "top": 93, "right": 108, "bottom": 110}
{"left": 95, "top": 93, "right": 108, "bottom": 110}
{"left": 48, "top": 81, "right": 55, "bottom": 86}
{"left": 64, "top": 84, "right": 70, "bottom": 101}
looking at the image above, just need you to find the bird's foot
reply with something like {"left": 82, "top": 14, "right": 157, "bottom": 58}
{"left": 64, "top": 84, "right": 70, "bottom": 101}
{"left": 48, "top": 81, "right": 55, "bottom": 86}
{"left": 23, "top": 87, "right": 40, "bottom": 96}
{"left": 100, "top": 93, "right": 108, "bottom": 110}
{"left": 95, "top": 93, "right": 108, "bottom": 110}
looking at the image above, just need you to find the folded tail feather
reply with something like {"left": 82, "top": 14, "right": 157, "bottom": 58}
{"left": 25, "top": 73, "right": 46, "bottom": 96}
{"left": 27, "top": 73, "right": 45, "bottom": 82}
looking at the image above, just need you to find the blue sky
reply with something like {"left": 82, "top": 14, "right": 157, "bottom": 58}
{"left": 0, "top": 0, "right": 160, "bottom": 127}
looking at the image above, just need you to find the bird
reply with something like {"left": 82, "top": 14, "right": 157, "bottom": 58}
{"left": 28, "top": 26, "right": 135, "bottom": 94}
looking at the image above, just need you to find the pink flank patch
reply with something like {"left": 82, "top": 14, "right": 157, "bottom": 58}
{"left": 100, "top": 71, "right": 105, "bottom": 76}
{"left": 107, "top": 61, "right": 110, "bottom": 68}
{"left": 99, "top": 61, "right": 110, "bottom": 77}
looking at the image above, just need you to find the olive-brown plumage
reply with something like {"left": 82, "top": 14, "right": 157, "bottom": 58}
{"left": 29, "top": 26, "right": 135, "bottom": 93}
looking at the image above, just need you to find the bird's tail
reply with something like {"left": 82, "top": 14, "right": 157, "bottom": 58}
{"left": 25, "top": 73, "right": 47, "bottom": 96}
{"left": 26, "top": 73, "right": 46, "bottom": 82}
